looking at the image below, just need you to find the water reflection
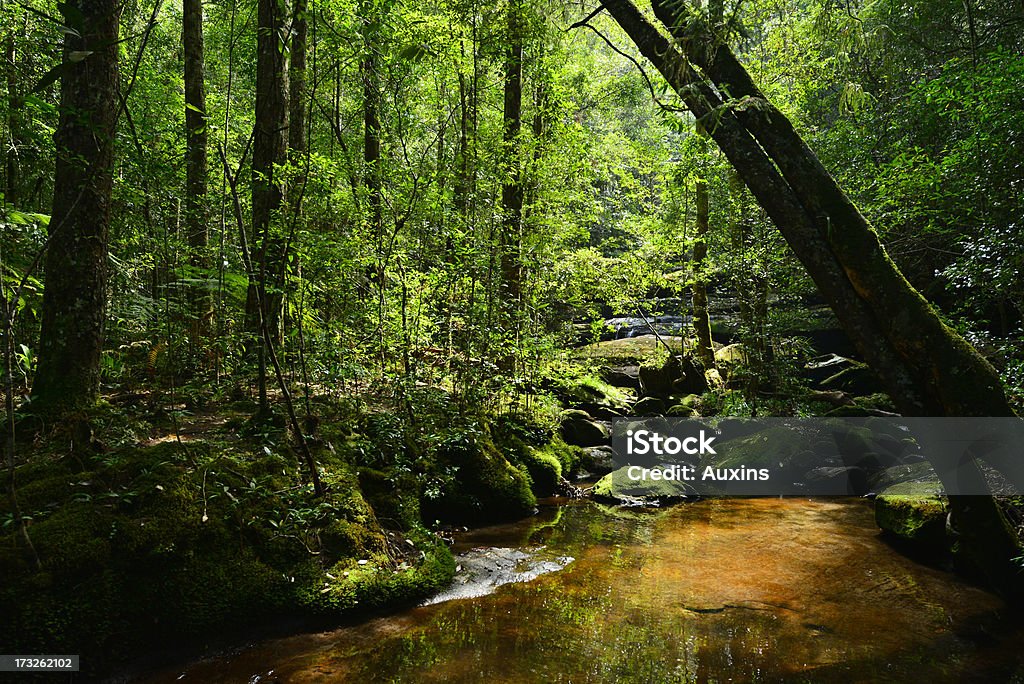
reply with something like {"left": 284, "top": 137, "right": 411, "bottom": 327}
{"left": 144, "top": 498, "right": 1024, "bottom": 683}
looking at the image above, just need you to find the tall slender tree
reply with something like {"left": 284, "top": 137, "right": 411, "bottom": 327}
{"left": 183, "top": 0, "right": 211, "bottom": 339}
{"left": 361, "top": 1, "right": 381, "bottom": 231}
{"left": 289, "top": 0, "right": 308, "bottom": 157}
{"left": 691, "top": 159, "right": 715, "bottom": 370}
{"left": 250, "top": 0, "right": 290, "bottom": 410}
{"left": 4, "top": 30, "right": 18, "bottom": 207}
{"left": 31, "top": 1, "right": 121, "bottom": 415}
{"left": 500, "top": 0, "right": 524, "bottom": 312}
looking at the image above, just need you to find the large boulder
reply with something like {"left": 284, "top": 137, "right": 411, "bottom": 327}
{"left": 632, "top": 397, "right": 666, "bottom": 416}
{"left": 639, "top": 363, "right": 673, "bottom": 399}
{"left": 580, "top": 446, "right": 617, "bottom": 477}
{"left": 715, "top": 343, "right": 749, "bottom": 366}
{"left": 868, "top": 461, "right": 937, "bottom": 494}
{"left": 601, "top": 365, "right": 641, "bottom": 390}
{"left": 573, "top": 335, "right": 681, "bottom": 365}
{"left": 559, "top": 410, "right": 610, "bottom": 448}
{"left": 639, "top": 354, "right": 707, "bottom": 399}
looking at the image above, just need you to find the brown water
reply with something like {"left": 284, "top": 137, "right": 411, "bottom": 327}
{"left": 142, "top": 498, "right": 1024, "bottom": 683}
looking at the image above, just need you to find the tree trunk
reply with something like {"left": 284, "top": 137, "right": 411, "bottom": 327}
{"left": 501, "top": 0, "right": 524, "bottom": 312}
{"left": 362, "top": 47, "right": 381, "bottom": 229}
{"left": 249, "top": 0, "right": 289, "bottom": 348}
{"left": 4, "top": 32, "right": 18, "bottom": 207}
{"left": 289, "top": 0, "right": 308, "bottom": 157}
{"left": 31, "top": 1, "right": 121, "bottom": 416}
{"left": 360, "top": 3, "right": 384, "bottom": 369}
{"left": 691, "top": 173, "right": 715, "bottom": 370}
{"left": 453, "top": 71, "right": 469, "bottom": 217}
{"left": 183, "top": 0, "right": 211, "bottom": 340}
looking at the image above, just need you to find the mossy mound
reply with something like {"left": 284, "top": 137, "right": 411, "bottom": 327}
{"left": 0, "top": 439, "right": 453, "bottom": 678}
{"left": 298, "top": 531, "right": 455, "bottom": 615}
{"left": 545, "top": 371, "right": 632, "bottom": 413}
{"left": 572, "top": 335, "right": 681, "bottom": 365}
{"left": 875, "top": 481, "right": 948, "bottom": 546}
{"left": 591, "top": 466, "right": 696, "bottom": 505}
{"left": 491, "top": 416, "right": 584, "bottom": 497}
{"left": 420, "top": 427, "right": 536, "bottom": 524}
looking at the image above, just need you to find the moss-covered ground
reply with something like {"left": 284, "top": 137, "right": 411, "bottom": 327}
{"left": 0, "top": 385, "right": 576, "bottom": 679}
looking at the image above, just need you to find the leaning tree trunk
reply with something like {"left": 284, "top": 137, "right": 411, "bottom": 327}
{"left": 595, "top": 0, "right": 921, "bottom": 413}
{"left": 595, "top": 0, "right": 1022, "bottom": 602}
{"left": 32, "top": 0, "right": 121, "bottom": 416}
{"left": 650, "top": 0, "right": 1012, "bottom": 419}
{"left": 184, "top": 0, "right": 211, "bottom": 340}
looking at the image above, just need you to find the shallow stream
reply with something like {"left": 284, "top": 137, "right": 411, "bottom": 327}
{"left": 144, "top": 498, "right": 1024, "bottom": 682}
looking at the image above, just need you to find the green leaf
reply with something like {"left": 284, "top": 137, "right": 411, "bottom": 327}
{"left": 30, "top": 63, "right": 67, "bottom": 93}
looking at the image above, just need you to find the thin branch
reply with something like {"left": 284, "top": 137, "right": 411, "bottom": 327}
{"left": 573, "top": 20, "right": 688, "bottom": 114}
{"left": 567, "top": 6, "right": 605, "bottom": 30}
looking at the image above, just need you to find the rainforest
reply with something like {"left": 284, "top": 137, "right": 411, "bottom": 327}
{"left": 1, "top": 0, "right": 1023, "bottom": 681}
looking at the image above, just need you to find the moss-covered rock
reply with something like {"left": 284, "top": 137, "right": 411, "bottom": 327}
{"left": 420, "top": 428, "right": 536, "bottom": 524}
{"left": 632, "top": 397, "right": 666, "bottom": 416}
{"left": 590, "top": 466, "right": 696, "bottom": 505}
{"left": 699, "top": 425, "right": 823, "bottom": 472}
{"left": 666, "top": 404, "right": 698, "bottom": 417}
{"left": 868, "top": 460, "right": 938, "bottom": 493}
{"left": 298, "top": 532, "right": 455, "bottom": 615}
{"left": 358, "top": 467, "right": 422, "bottom": 529}
{"left": 572, "top": 335, "right": 680, "bottom": 365}
{"left": 559, "top": 410, "right": 610, "bottom": 447}
{"left": 875, "top": 481, "right": 948, "bottom": 546}
{"left": 715, "top": 343, "right": 749, "bottom": 366}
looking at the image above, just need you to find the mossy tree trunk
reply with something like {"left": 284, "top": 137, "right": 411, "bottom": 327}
{"left": 595, "top": 0, "right": 919, "bottom": 414}
{"left": 32, "top": 1, "right": 121, "bottom": 416}
{"left": 650, "top": 0, "right": 1013, "bottom": 419}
